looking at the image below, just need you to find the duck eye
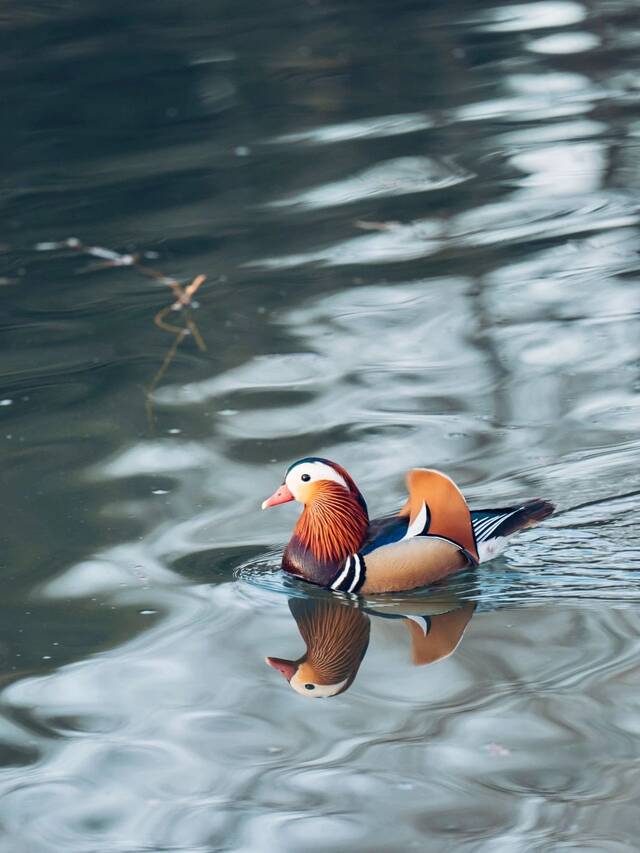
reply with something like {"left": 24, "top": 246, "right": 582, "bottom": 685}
{"left": 301, "top": 473, "right": 311, "bottom": 482}
{"left": 304, "top": 683, "right": 315, "bottom": 690}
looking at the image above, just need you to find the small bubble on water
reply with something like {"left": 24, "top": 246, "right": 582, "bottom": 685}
{"left": 139, "top": 609, "right": 157, "bottom": 616}
{"left": 42, "top": 656, "right": 52, "bottom": 661}
{"left": 234, "top": 145, "right": 250, "bottom": 157}
{"left": 152, "top": 489, "right": 169, "bottom": 495}
{"left": 0, "top": 399, "right": 13, "bottom": 406}
{"left": 218, "top": 409, "right": 238, "bottom": 416}
{"left": 168, "top": 428, "right": 181, "bottom": 434}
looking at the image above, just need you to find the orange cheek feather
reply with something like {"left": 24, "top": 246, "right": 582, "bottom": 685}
{"left": 293, "top": 481, "right": 369, "bottom": 564}
{"left": 296, "top": 661, "right": 317, "bottom": 682}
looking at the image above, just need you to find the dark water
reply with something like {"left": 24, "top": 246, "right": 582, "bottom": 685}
{"left": 2, "top": 0, "right": 640, "bottom": 849}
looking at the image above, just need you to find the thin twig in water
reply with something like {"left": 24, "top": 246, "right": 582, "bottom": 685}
{"left": 34, "top": 238, "right": 210, "bottom": 430}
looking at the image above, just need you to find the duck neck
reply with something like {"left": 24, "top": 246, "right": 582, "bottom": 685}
{"left": 290, "top": 484, "right": 369, "bottom": 574}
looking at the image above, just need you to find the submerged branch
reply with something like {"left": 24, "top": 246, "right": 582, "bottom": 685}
{"left": 35, "top": 238, "right": 210, "bottom": 430}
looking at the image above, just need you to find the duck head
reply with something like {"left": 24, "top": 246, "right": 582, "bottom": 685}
{"left": 266, "top": 597, "right": 370, "bottom": 698}
{"left": 262, "top": 457, "right": 367, "bottom": 513}
{"left": 262, "top": 458, "right": 369, "bottom": 579}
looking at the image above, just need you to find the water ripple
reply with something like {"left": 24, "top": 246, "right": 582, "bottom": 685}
{"left": 267, "top": 156, "right": 473, "bottom": 211}
{"left": 270, "top": 112, "right": 434, "bottom": 145}
{"left": 3, "top": 0, "right": 640, "bottom": 850}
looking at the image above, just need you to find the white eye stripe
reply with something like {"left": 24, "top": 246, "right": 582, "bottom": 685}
{"left": 285, "top": 461, "right": 349, "bottom": 500}
{"left": 289, "top": 675, "right": 350, "bottom": 697}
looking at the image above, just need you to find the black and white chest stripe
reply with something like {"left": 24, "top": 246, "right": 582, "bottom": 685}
{"left": 329, "top": 552, "right": 366, "bottom": 593}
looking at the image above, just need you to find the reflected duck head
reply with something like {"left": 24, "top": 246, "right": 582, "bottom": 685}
{"left": 266, "top": 597, "right": 370, "bottom": 698}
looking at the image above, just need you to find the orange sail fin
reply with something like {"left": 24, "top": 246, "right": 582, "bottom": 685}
{"left": 399, "top": 469, "right": 479, "bottom": 564}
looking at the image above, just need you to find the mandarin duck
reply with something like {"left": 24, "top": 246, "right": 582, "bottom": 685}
{"left": 262, "top": 457, "right": 554, "bottom": 594}
{"left": 266, "top": 596, "right": 476, "bottom": 697}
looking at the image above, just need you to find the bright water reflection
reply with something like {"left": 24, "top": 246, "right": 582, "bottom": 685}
{"left": 2, "top": 0, "right": 640, "bottom": 850}
{"left": 265, "top": 595, "right": 476, "bottom": 698}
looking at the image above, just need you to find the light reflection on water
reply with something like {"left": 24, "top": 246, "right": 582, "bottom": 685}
{"left": 1, "top": 0, "right": 640, "bottom": 850}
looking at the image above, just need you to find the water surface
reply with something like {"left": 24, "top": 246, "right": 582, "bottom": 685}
{"left": 2, "top": 0, "right": 640, "bottom": 850}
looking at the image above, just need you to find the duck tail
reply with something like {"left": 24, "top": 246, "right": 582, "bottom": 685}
{"left": 504, "top": 498, "right": 555, "bottom": 535}
{"left": 471, "top": 499, "right": 555, "bottom": 561}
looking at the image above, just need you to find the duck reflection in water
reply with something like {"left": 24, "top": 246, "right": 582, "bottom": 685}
{"left": 266, "top": 595, "right": 475, "bottom": 698}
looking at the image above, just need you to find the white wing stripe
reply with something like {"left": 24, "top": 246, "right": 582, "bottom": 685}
{"left": 480, "top": 517, "right": 510, "bottom": 540}
{"left": 483, "top": 519, "right": 506, "bottom": 540}
{"left": 473, "top": 514, "right": 508, "bottom": 537}
{"left": 475, "top": 514, "right": 508, "bottom": 531}
{"left": 475, "top": 516, "right": 509, "bottom": 541}
{"left": 485, "top": 507, "right": 525, "bottom": 538}
{"left": 473, "top": 507, "right": 525, "bottom": 542}
{"left": 477, "top": 514, "right": 503, "bottom": 530}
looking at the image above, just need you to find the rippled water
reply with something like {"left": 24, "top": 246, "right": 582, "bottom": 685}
{"left": 2, "top": 0, "right": 640, "bottom": 850}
